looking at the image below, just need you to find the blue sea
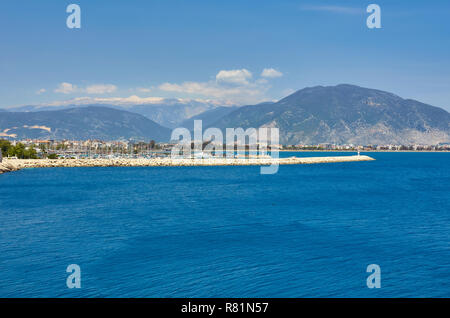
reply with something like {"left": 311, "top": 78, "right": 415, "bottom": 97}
{"left": 0, "top": 152, "right": 449, "bottom": 297}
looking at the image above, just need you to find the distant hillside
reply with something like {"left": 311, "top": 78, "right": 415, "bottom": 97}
{"left": 6, "top": 99, "right": 218, "bottom": 128}
{"left": 3, "top": 85, "right": 449, "bottom": 144}
{"left": 211, "top": 84, "right": 450, "bottom": 145}
{"left": 0, "top": 106, "right": 171, "bottom": 141}
{"left": 180, "top": 106, "right": 241, "bottom": 130}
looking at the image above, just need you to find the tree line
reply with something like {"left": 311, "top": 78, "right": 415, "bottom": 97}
{"left": 0, "top": 139, "right": 38, "bottom": 159}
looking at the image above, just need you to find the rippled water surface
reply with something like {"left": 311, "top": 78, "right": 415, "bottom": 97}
{"left": 0, "top": 152, "right": 449, "bottom": 297}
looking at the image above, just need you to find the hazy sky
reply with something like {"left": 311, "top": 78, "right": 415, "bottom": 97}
{"left": 1, "top": 0, "right": 449, "bottom": 110}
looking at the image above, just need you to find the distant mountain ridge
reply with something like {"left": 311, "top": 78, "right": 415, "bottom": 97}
{"left": 180, "top": 106, "right": 241, "bottom": 130}
{"left": 0, "top": 106, "right": 171, "bottom": 141}
{"left": 5, "top": 99, "right": 219, "bottom": 128}
{"left": 210, "top": 84, "right": 450, "bottom": 145}
{"left": 1, "top": 84, "right": 449, "bottom": 144}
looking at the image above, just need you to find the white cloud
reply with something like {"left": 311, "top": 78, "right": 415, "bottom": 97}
{"left": 256, "top": 78, "right": 269, "bottom": 84}
{"left": 261, "top": 68, "right": 283, "bottom": 78}
{"left": 85, "top": 84, "right": 117, "bottom": 94}
{"left": 54, "top": 82, "right": 117, "bottom": 95}
{"left": 54, "top": 82, "right": 77, "bottom": 94}
{"left": 155, "top": 67, "right": 285, "bottom": 104}
{"left": 216, "top": 69, "right": 252, "bottom": 85}
{"left": 136, "top": 87, "right": 152, "bottom": 93}
{"left": 158, "top": 81, "right": 234, "bottom": 97}
{"left": 45, "top": 95, "right": 166, "bottom": 106}
{"left": 46, "top": 68, "right": 279, "bottom": 106}
{"left": 36, "top": 88, "right": 46, "bottom": 95}
{"left": 158, "top": 81, "right": 267, "bottom": 105}
{"left": 34, "top": 96, "right": 222, "bottom": 108}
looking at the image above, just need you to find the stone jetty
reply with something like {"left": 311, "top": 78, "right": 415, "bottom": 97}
{"left": 0, "top": 161, "right": 19, "bottom": 174}
{"left": 0, "top": 155, "right": 375, "bottom": 174}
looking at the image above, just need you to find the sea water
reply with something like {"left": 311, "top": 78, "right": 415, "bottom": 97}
{"left": 0, "top": 152, "right": 449, "bottom": 297}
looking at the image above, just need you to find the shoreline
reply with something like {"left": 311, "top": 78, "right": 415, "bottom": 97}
{"left": 0, "top": 155, "right": 375, "bottom": 174}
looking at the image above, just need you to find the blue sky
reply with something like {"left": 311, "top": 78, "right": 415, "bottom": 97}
{"left": 0, "top": 0, "right": 449, "bottom": 110}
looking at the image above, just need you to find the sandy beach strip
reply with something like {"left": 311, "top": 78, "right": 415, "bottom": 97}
{"left": 0, "top": 155, "right": 374, "bottom": 174}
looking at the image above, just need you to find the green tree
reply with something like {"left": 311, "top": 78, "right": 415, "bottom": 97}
{"left": 5, "top": 143, "right": 38, "bottom": 159}
{"left": 0, "top": 139, "right": 12, "bottom": 157}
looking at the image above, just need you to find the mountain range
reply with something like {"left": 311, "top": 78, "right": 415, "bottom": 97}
{"left": 210, "top": 85, "right": 450, "bottom": 145}
{"left": 1, "top": 84, "right": 449, "bottom": 144}
{"left": 6, "top": 99, "right": 217, "bottom": 128}
{"left": 0, "top": 107, "right": 171, "bottom": 141}
{"left": 180, "top": 106, "right": 241, "bottom": 131}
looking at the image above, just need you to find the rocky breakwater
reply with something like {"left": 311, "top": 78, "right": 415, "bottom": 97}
{"left": 0, "top": 155, "right": 375, "bottom": 174}
{"left": 0, "top": 161, "right": 20, "bottom": 174}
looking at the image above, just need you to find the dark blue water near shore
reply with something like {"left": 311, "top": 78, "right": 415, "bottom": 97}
{"left": 0, "top": 152, "right": 449, "bottom": 297}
